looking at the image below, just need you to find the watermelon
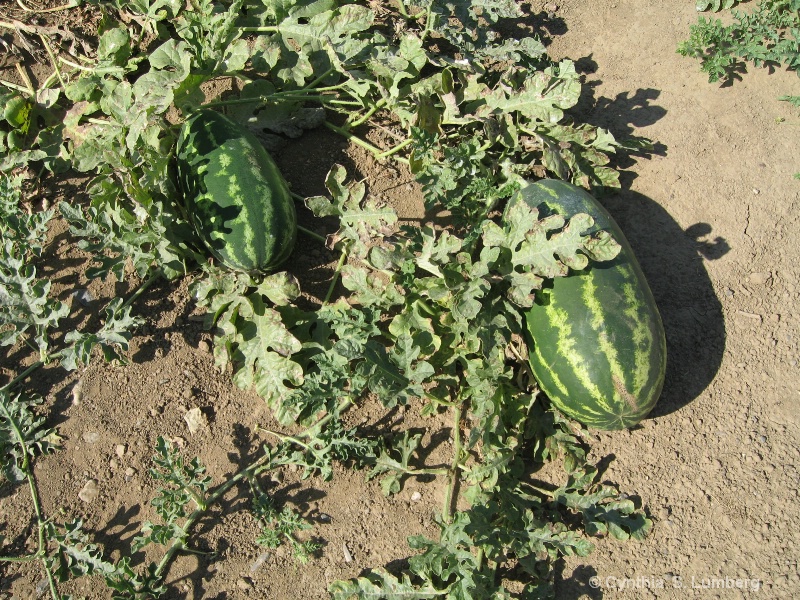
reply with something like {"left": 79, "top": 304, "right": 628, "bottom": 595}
{"left": 519, "top": 179, "right": 666, "bottom": 430}
{"left": 176, "top": 109, "right": 296, "bottom": 273}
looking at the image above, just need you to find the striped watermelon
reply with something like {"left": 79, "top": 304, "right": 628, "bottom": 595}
{"left": 519, "top": 179, "right": 666, "bottom": 430}
{"left": 176, "top": 109, "right": 296, "bottom": 273}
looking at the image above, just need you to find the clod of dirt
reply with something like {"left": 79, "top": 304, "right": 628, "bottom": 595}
{"left": 81, "top": 431, "right": 99, "bottom": 444}
{"left": 183, "top": 407, "right": 208, "bottom": 434}
{"left": 236, "top": 578, "right": 253, "bottom": 591}
{"left": 77, "top": 480, "right": 99, "bottom": 503}
{"left": 748, "top": 271, "right": 772, "bottom": 286}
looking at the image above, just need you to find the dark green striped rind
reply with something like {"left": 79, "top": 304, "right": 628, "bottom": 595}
{"left": 518, "top": 179, "right": 667, "bottom": 430}
{"left": 176, "top": 109, "right": 296, "bottom": 273}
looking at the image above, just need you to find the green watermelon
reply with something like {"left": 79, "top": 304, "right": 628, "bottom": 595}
{"left": 519, "top": 179, "right": 667, "bottom": 430}
{"left": 176, "top": 109, "right": 296, "bottom": 273}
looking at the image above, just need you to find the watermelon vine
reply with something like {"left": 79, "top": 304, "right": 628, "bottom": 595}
{"left": 0, "top": 1, "right": 654, "bottom": 598}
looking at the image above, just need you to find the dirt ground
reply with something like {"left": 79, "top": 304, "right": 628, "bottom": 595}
{"left": 2, "top": 0, "right": 799, "bottom": 599}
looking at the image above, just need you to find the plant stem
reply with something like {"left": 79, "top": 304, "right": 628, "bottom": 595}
{"left": 297, "top": 224, "right": 327, "bottom": 245}
{"left": 0, "top": 78, "right": 33, "bottom": 95}
{"left": 1, "top": 400, "right": 62, "bottom": 599}
{"left": 442, "top": 405, "right": 463, "bottom": 524}
{"left": 38, "top": 34, "right": 65, "bottom": 89}
{"left": 153, "top": 450, "right": 277, "bottom": 580}
{"left": 301, "top": 68, "right": 335, "bottom": 90}
{"left": 203, "top": 92, "right": 357, "bottom": 109}
{"left": 122, "top": 268, "right": 162, "bottom": 311}
{"left": 17, "top": 0, "right": 81, "bottom": 12}
{"left": 393, "top": 0, "right": 412, "bottom": 19}
{"left": 239, "top": 25, "right": 280, "bottom": 33}
{"left": 259, "top": 398, "right": 355, "bottom": 443}
{"left": 420, "top": 8, "right": 436, "bottom": 43}
{"left": 0, "top": 360, "right": 46, "bottom": 394}
{"left": 58, "top": 56, "right": 122, "bottom": 76}
{"left": 14, "top": 63, "right": 36, "bottom": 97}
{"left": 324, "top": 121, "right": 410, "bottom": 165}
{"left": 377, "top": 136, "right": 414, "bottom": 159}
{"left": 347, "top": 98, "right": 387, "bottom": 128}
{"left": 260, "top": 429, "right": 315, "bottom": 452}
{"left": 323, "top": 247, "right": 348, "bottom": 304}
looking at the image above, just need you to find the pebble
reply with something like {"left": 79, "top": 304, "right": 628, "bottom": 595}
{"left": 72, "top": 378, "right": 84, "bottom": 405}
{"left": 82, "top": 431, "right": 100, "bottom": 444}
{"left": 71, "top": 288, "right": 94, "bottom": 306}
{"left": 115, "top": 444, "right": 127, "bottom": 458}
{"left": 198, "top": 340, "right": 210, "bottom": 353}
{"left": 342, "top": 542, "right": 353, "bottom": 563}
{"left": 125, "top": 467, "right": 137, "bottom": 477}
{"left": 78, "top": 480, "right": 100, "bottom": 503}
{"left": 410, "top": 491, "right": 422, "bottom": 502}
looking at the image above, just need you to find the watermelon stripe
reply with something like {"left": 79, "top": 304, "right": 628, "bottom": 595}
{"left": 177, "top": 110, "right": 296, "bottom": 273}
{"left": 518, "top": 179, "right": 666, "bottom": 430}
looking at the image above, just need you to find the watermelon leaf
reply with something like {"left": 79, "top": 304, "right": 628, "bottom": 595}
{"left": 306, "top": 164, "right": 397, "bottom": 258}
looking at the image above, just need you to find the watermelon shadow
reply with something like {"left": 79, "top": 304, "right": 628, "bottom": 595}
{"left": 599, "top": 190, "right": 728, "bottom": 418}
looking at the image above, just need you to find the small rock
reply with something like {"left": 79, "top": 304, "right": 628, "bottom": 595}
{"left": 115, "top": 444, "right": 127, "bottom": 458}
{"left": 184, "top": 407, "right": 208, "bottom": 435}
{"left": 78, "top": 480, "right": 100, "bottom": 503}
{"left": 72, "top": 378, "right": 84, "bottom": 405}
{"left": 342, "top": 542, "right": 353, "bottom": 563}
{"left": 71, "top": 288, "right": 94, "bottom": 306}
{"left": 410, "top": 491, "right": 422, "bottom": 502}
{"left": 197, "top": 340, "right": 210, "bottom": 353}
{"left": 82, "top": 431, "right": 100, "bottom": 444}
{"left": 109, "top": 459, "right": 119, "bottom": 470}
{"left": 183, "top": 388, "right": 193, "bottom": 400}
{"left": 172, "top": 436, "right": 187, "bottom": 449}
{"left": 318, "top": 512, "right": 332, "bottom": 523}
{"left": 125, "top": 467, "right": 137, "bottom": 477}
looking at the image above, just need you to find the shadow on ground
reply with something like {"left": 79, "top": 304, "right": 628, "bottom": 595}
{"left": 600, "top": 190, "right": 727, "bottom": 419}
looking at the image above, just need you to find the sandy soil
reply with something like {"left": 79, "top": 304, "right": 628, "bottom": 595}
{"left": 1, "top": 1, "right": 799, "bottom": 599}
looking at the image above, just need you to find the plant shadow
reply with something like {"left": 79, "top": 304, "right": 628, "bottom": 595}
{"left": 555, "top": 562, "right": 604, "bottom": 599}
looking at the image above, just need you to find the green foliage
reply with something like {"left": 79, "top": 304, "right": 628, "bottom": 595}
{"left": 0, "top": 389, "right": 59, "bottom": 483}
{"left": 132, "top": 436, "right": 212, "bottom": 551}
{"left": 678, "top": 0, "right": 800, "bottom": 83}
{"left": 251, "top": 480, "right": 321, "bottom": 563}
{"left": 0, "top": 175, "right": 67, "bottom": 361}
{"left": 0, "top": 1, "right": 657, "bottom": 598}
{"left": 59, "top": 298, "right": 144, "bottom": 371}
